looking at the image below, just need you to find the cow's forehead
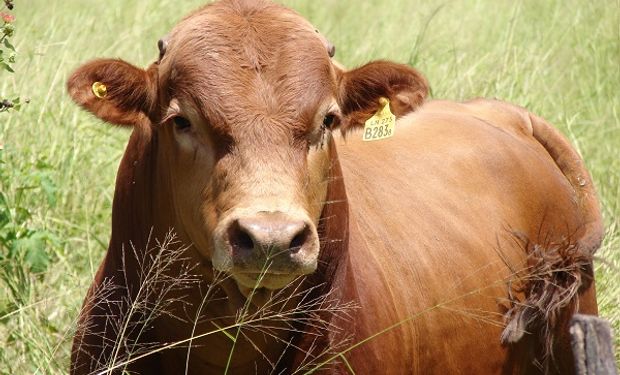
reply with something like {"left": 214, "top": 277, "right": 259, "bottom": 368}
{"left": 158, "top": 0, "right": 335, "bottom": 132}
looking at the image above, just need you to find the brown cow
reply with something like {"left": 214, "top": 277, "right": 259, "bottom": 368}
{"left": 67, "top": 0, "right": 603, "bottom": 374}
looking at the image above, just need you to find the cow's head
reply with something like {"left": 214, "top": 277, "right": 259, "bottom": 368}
{"left": 67, "top": 0, "right": 427, "bottom": 296}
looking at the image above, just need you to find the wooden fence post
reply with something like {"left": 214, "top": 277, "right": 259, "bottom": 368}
{"left": 570, "top": 314, "right": 618, "bottom": 375}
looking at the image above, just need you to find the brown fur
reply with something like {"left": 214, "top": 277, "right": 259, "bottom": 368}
{"left": 331, "top": 100, "right": 602, "bottom": 375}
{"left": 67, "top": 1, "right": 602, "bottom": 374}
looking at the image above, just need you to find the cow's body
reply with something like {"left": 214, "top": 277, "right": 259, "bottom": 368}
{"left": 67, "top": 1, "right": 602, "bottom": 374}
{"left": 335, "top": 99, "right": 601, "bottom": 374}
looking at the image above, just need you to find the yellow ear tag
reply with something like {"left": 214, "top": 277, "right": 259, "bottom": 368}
{"left": 91, "top": 82, "right": 108, "bottom": 99}
{"left": 362, "top": 97, "right": 395, "bottom": 141}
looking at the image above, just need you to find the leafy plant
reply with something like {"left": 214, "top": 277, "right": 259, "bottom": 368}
{"left": 0, "top": 149, "right": 58, "bottom": 308}
{"left": 1, "top": 0, "right": 21, "bottom": 113}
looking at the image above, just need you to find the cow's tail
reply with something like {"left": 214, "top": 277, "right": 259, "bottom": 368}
{"left": 528, "top": 113, "right": 604, "bottom": 254}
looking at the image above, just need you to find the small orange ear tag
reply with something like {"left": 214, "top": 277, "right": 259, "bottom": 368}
{"left": 91, "top": 82, "right": 108, "bottom": 99}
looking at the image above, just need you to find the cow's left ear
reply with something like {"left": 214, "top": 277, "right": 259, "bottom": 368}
{"left": 67, "top": 59, "right": 158, "bottom": 126}
{"left": 336, "top": 60, "right": 429, "bottom": 132}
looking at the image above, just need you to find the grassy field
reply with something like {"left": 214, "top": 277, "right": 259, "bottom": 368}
{"left": 0, "top": 0, "right": 618, "bottom": 373}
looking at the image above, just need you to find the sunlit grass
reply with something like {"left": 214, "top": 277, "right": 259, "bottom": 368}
{"left": 0, "top": 0, "right": 618, "bottom": 372}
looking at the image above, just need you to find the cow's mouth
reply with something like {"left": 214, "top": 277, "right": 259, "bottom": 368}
{"left": 233, "top": 271, "right": 299, "bottom": 291}
{"left": 232, "top": 272, "right": 304, "bottom": 307}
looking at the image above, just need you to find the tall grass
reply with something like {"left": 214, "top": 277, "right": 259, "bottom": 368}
{"left": 0, "top": 0, "right": 618, "bottom": 373}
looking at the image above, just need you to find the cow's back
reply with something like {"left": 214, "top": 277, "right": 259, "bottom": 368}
{"left": 334, "top": 99, "right": 601, "bottom": 374}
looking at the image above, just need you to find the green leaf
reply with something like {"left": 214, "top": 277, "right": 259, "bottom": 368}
{"left": 2, "top": 230, "right": 17, "bottom": 255}
{"left": 0, "top": 194, "right": 9, "bottom": 228}
{"left": 11, "top": 231, "right": 51, "bottom": 273}
{"left": 14, "top": 206, "right": 31, "bottom": 223}
{"left": 0, "top": 61, "right": 14, "bottom": 73}
{"left": 0, "top": 211, "right": 8, "bottom": 230}
{"left": 40, "top": 175, "right": 57, "bottom": 207}
{"left": 211, "top": 322, "right": 236, "bottom": 343}
{"left": 3, "top": 38, "right": 15, "bottom": 52}
{"left": 0, "top": 192, "right": 8, "bottom": 211}
{"left": 42, "top": 316, "right": 60, "bottom": 334}
{"left": 35, "top": 159, "right": 52, "bottom": 170}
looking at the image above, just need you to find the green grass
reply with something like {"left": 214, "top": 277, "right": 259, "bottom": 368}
{"left": 0, "top": 0, "right": 618, "bottom": 373}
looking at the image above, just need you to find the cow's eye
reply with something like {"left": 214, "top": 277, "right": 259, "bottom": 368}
{"left": 322, "top": 114, "right": 337, "bottom": 129}
{"left": 173, "top": 116, "right": 192, "bottom": 131}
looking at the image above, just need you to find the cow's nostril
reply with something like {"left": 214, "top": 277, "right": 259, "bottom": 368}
{"left": 228, "top": 220, "right": 255, "bottom": 253}
{"left": 289, "top": 226, "right": 309, "bottom": 253}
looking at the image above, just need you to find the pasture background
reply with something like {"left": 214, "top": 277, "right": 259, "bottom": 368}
{"left": 0, "top": 0, "right": 618, "bottom": 372}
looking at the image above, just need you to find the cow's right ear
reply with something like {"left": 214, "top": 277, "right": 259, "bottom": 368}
{"left": 67, "top": 59, "right": 158, "bottom": 126}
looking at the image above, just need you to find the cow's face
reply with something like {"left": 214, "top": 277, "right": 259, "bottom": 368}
{"left": 67, "top": 0, "right": 427, "bottom": 295}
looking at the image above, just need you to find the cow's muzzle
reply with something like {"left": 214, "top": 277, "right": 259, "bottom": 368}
{"left": 212, "top": 211, "right": 319, "bottom": 290}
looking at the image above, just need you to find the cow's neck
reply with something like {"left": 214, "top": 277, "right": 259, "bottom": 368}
{"left": 282, "top": 137, "right": 356, "bottom": 372}
{"left": 89, "top": 123, "right": 167, "bottom": 373}
{"left": 109, "top": 123, "right": 160, "bottom": 265}
{"left": 309, "top": 137, "right": 351, "bottom": 298}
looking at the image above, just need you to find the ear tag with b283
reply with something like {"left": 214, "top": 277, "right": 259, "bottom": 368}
{"left": 362, "top": 97, "right": 395, "bottom": 141}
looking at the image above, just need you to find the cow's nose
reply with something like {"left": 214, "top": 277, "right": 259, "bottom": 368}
{"left": 228, "top": 212, "right": 311, "bottom": 257}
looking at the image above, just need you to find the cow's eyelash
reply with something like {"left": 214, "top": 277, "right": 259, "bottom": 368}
{"left": 160, "top": 112, "right": 193, "bottom": 133}
{"left": 160, "top": 98, "right": 186, "bottom": 126}
{"left": 160, "top": 114, "right": 175, "bottom": 126}
{"left": 160, "top": 108, "right": 181, "bottom": 125}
